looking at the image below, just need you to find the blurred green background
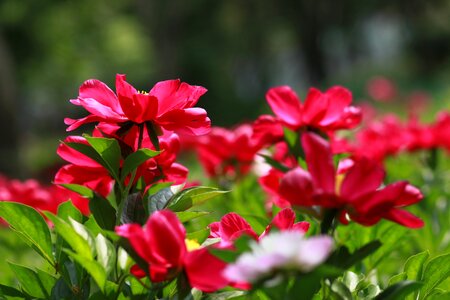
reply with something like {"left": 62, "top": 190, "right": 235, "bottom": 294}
{"left": 1, "top": 0, "right": 450, "bottom": 179}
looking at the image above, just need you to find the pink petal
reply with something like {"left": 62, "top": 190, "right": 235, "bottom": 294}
{"left": 318, "top": 86, "right": 352, "bottom": 126}
{"left": 120, "top": 93, "right": 159, "bottom": 124}
{"left": 150, "top": 79, "right": 208, "bottom": 115}
{"left": 296, "top": 236, "right": 333, "bottom": 272}
{"left": 302, "top": 88, "right": 328, "bottom": 125}
{"left": 271, "top": 208, "right": 296, "bottom": 230}
{"left": 115, "top": 224, "right": 153, "bottom": 262}
{"left": 57, "top": 136, "right": 100, "bottom": 168}
{"left": 156, "top": 108, "right": 211, "bottom": 136}
{"left": 340, "top": 158, "right": 385, "bottom": 202}
{"left": 71, "top": 97, "right": 124, "bottom": 121}
{"left": 64, "top": 115, "right": 106, "bottom": 131}
{"left": 266, "top": 86, "right": 303, "bottom": 128}
{"left": 279, "top": 167, "right": 315, "bottom": 206}
{"left": 79, "top": 78, "right": 123, "bottom": 113}
{"left": 302, "top": 132, "right": 336, "bottom": 194}
{"left": 395, "top": 184, "right": 423, "bottom": 206}
{"left": 292, "top": 221, "right": 310, "bottom": 233}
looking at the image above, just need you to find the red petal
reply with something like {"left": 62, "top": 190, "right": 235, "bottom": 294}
{"left": 79, "top": 78, "right": 122, "bottom": 113}
{"left": 318, "top": 86, "right": 352, "bottom": 126}
{"left": 184, "top": 248, "right": 228, "bottom": 292}
{"left": 57, "top": 136, "right": 100, "bottom": 168}
{"left": 384, "top": 209, "right": 424, "bottom": 228}
{"left": 115, "top": 224, "right": 153, "bottom": 262}
{"left": 156, "top": 108, "right": 211, "bottom": 135}
{"left": 145, "top": 210, "right": 186, "bottom": 267}
{"left": 340, "top": 158, "right": 385, "bottom": 202}
{"left": 266, "top": 86, "right": 302, "bottom": 128}
{"left": 130, "top": 264, "right": 147, "bottom": 278}
{"left": 395, "top": 184, "right": 423, "bottom": 206}
{"left": 292, "top": 221, "right": 310, "bottom": 233}
{"left": 219, "top": 213, "right": 257, "bottom": 242}
{"left": 279, "top": 167, "right": 315, "bottom": 206}
{"left": 302, "top": 133, "right": 336, "bottom": 194}
{"left": 271, "top": 208, "right": 296, "bottom": 229}
{"left": 302, "top": 88, "right": 328, "bottom": 125}
{"left": 150, "top": 79, "right": 207, "bottom": 115}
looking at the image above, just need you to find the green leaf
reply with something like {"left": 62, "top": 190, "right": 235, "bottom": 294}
{"left": 327, "top": 240, "right": 382, "bottom": 270}
{"left": 0, "top": 283, "right": 26, "bottom": 298}
{"left": 57, "top": 200, "right": 83, "bottom": 223}
{"left": 176, "top": 211, "right": 210, "bottom": 223}
{"left": 258, "top": 154, "right": 290, "bottom": 173}
{"left": 420, "top": 253, "right": 450, "bottom": 299}
{"left": 331, "top": 280, "right": 352, "bottom": 300}
{"left": 121, "top": 193, "right": 146, "bottom": 224}
{"left": 405, "top": 251, "right": 429, "bottom": 281}
{"left": 388, "top": 272, "right": 407, "bottom": 286}
{"left": 69, "top": 218, "right": 96, "bottom": 253}
{"left": 44, "top": 213, "right": 93, "bottom": 260}
{"left": 84, "top": 135, "right": 121, "bottom": 180}
{"left": 63, "top": 249, "right": 106, "bottom": 292}
{"left": 58, "top": 183, "right": 94, "bottom": 198}
{"left": 168, "top": 186, "right": 228, "bottom": 212}
{"left": 147, "top": 187, "right": 174, "bottom": 215}
{"left": 121, "top": 148, "right": 160, "bottom": 180}
{"left": 89, "top": 194, "right": 116, "bottom": 231}
{"left": 8, "top": 263, "right": 56, "bottom": 299}
{"left": 186, "top": 228, "right": 210, "bottom": 244}
{"left": 0, "top": 202, "right": 54, "bottom": 266}
{"left": 375, "top": 281, "right": 423, "bottom": 300}
{"left": 95, "top": 234, "right": 116, "bottom": 276}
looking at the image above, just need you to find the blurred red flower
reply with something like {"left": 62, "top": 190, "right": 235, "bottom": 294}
{"left": 116, "top": 210, "right": 228, "bottom": 292}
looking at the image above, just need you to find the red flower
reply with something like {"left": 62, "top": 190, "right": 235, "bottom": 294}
{"left": 278, "top": 132, "right": 424, "bottom": 228}
{"left": 54, "top": 136, "right": 114, "bottom": 214}
{"left": 209, "top": 208, "right": 309, "bottom": 247}
{"left": 116, "top": 210, "right": 228, "bottom": 292}
{"left": 193, "top": 124, "right": 261, "bottom": 178}
{"left": 65, "top": 74, "right": 210, "bottom": 136}
{"left": 253, "top": 86, "right": 361, "bottom": 146}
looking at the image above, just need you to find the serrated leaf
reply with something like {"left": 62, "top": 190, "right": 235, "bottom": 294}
{"left": 0, "top": 202, "right": 54, "bottom": 266}
{"left": 89, "top": 194, "right": 116, "bottom": 230}
{"left": 121, "top": 148, "right": 160, "bottom": 181}
{"left": 420, "top": 253, "right": 450, "bottom": 299}
{"left": 96, "top": 234, "right": 116, "bottom": 276}
{"left": 176, "top": 211, "right": 210, "bottom": 223}
{"left": 45, "top": 213, "right": 93, "bottom": 260}
{"left": 375, "top": 281, "right": 422, "bottom": 300}
{"left": 84, "top": 135, "right": 121, "bottom": 180}
{"left": 64, "top": 249, "right": 107, "bottom": 292}
{"left": 168, "top": 186, "right": 228, "bottom": 212}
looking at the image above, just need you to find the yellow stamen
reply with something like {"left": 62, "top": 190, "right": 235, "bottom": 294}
{"left": 185, "top": 239, "right": 201, "bottom": 251}
{"left": 138, "top": 90, "right": 149, "bottom": 95}
{"left": 335, "top": 174, "right": 345, "bottom": 196}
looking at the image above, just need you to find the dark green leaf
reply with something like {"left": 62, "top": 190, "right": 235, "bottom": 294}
{"left": 63, "top": 249, "right": 106, "bottom": 292}
{"left": 327, "top": 240, "right": 382, "bottom": 270}
{"left": 375, "top": 281, "right": 422, "bottom": 300}
{"left": 258, "top": 154, "right": 290, "bottom": 173}
{"left": 8, "top": 263, "right": 55, "bottom": 299}
{"left": 147, "top": 187, "right": 174, "bottom": 215}
{"left": 0, "top": 283, "right": 27, "bottom": 298}
{"left": 121, "top": 193, "right": 146, "bottom": 224}
{"left": 89, "top": 194, "right": 116, "bottom": 230}
{"left": 168, "top": 186, "right": 228, "bottom": 212}
{"left": 121, "top": 148, "right": 160, "bottom": 180}
{"left": 0, "top": 202, "right": 54, "bottom": 265}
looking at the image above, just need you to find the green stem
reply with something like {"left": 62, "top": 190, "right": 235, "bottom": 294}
{"left": 320, "top": 209, "right": 338, "bottom": 235}
{"left": 146, "top": 121, "right": 160, "bottom": 151}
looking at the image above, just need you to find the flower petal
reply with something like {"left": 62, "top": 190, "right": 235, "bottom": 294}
{"left": 156, "top": 108, "right": 211, "bottom": 135}
{"left": 266, "top": 86, "right": 303, "bottom": 128}
{"left": 279, "top": 167, "right": 315, "bottom": 206}
{"left": 384, "top": 208, "right": 424, "bottom": 228}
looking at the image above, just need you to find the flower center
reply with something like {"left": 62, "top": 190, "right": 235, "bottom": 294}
{"left": 185, "top": 239, "right": 201, "bottom": 251}
{"left": 138, "top": 90, "right": 149, "bottom": 95}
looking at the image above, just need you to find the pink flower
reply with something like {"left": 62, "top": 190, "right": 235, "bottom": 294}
{"left": 209, "top": 208, "right": 309, "bottom": 248}
{"left": 65, "top": 74, "right": 210, "bottom": 136}
{"left": 278, "top": 132, "right": 424, "bottom": 228}
{"left": 116, "top": 210, "right": 228, "bottom": 292}
{"left": 253, "top": 86, "right": 361, "bottom": 146}
{"left": 366, "top": 76, "right": 397, "bottom": 102}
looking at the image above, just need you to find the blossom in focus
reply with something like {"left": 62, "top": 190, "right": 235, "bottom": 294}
{"left": 278, "top": 132, "right": 424, "bottom": 228}
{"left": 65, "top": 74, "right": 211, "bottom": 136}
{"left": 209, "top": 208, "right": 309, "bottom": 248}
{"left": 253, "top": 86, "right": 361, "bottom": 146}
{"left": 224, "top": 231, "right": 333, "bottom": 284}
{"left": 192, "top": 124, "right": 261, "bottom": 178}
{"left": 115, "top": 210, "right": 228, "bottom": 292}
